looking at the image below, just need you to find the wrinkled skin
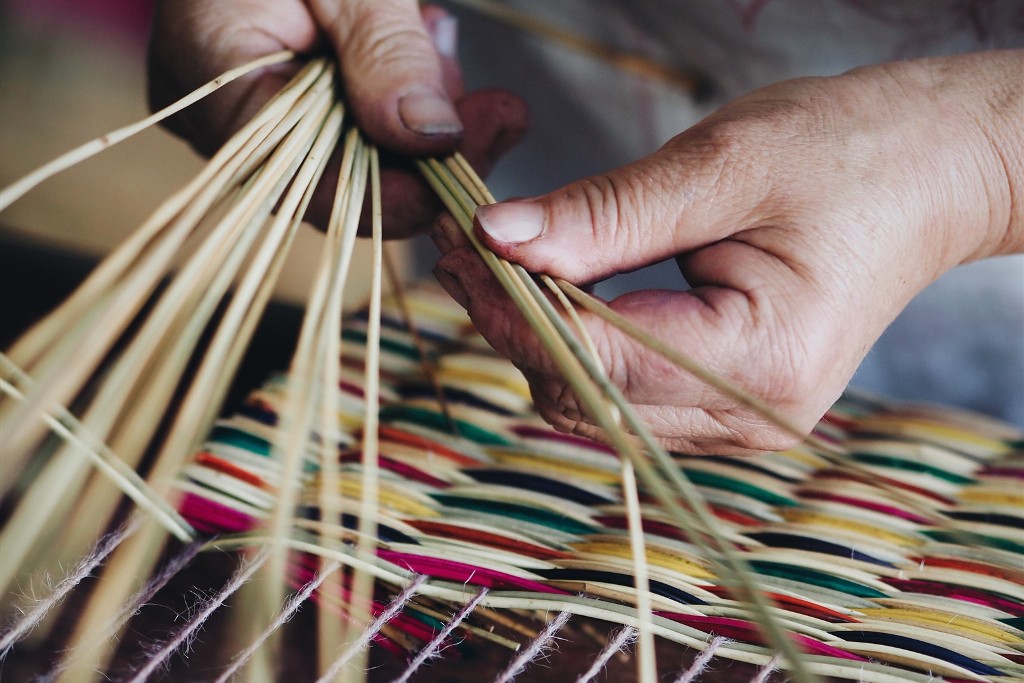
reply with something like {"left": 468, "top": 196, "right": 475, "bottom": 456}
{"left": 148, "top": 0, "right": 529, "bottom": 236}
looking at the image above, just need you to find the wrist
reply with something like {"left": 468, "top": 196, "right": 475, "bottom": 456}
{"left": 923, "top": 50, "right": 1024, "bottom": 263}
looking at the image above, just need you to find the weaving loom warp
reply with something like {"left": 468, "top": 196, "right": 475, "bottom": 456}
{"left": 1, "top": 51, "right": 1022, "bottom": 683}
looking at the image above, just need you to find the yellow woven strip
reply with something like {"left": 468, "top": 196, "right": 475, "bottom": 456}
{"left": 780, "top": 510, "right": 925, "bottom": 548}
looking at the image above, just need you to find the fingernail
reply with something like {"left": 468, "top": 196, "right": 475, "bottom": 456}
{"left": 428, "top": 15, "right": 458, "bottom": 59}
{"left": 476, "top": 202, "right": 544, "bottom": 244}
{"left": 433, "top": 266, "right": 469, "bottom": 309}
{"left": 399, "top": 88, "right": 462, "bottom": 136}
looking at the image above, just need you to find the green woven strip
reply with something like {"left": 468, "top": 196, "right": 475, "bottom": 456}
{"left": 210, "top": 425, "right": 271, "bottom": 456}
{"left": 748, "top": 560, "right": 889, "bottom": 598}
{"left": 342, "top": 328, "right": 421, "bottom": 361}
{"left": 379, "top": 405, "right": 513, "bottom": 446}
{"left": 681, "top": 469, "right": 799, "bottom": 507}
{"left": 849, "top": 452, "right": 974, "bottom": 484}
{"left": 922, "top": 529, "right": 1024, "bottom": 555}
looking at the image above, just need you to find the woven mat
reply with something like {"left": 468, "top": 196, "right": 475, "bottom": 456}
{"left": 174, "top": 283, "right": 1024, "bottom": 682}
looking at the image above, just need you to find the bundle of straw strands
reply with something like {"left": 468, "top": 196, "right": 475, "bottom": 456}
{"left": 1, "top": 52, "right": 1023, "bottom": 683}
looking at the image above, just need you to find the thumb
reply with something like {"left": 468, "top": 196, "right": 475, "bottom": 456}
{"left": 310, "top": 0, "right": 462, "bottom": 154}
{"left": 474, "top": 135, "right": 765, "bottom": 284}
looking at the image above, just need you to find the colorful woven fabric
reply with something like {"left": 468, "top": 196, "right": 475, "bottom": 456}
{"left": 177, "top": 283, "right": 1024, "bottom": 682}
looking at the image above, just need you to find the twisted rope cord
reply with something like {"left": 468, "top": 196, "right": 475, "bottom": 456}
{"left": 672, "top": 636, "right": 730, "bottom": 683}
{"left": 749, "top": 653, "right": 782, "bottom": 683}
{"left": 120, "top": 549, "right": 269, "bottom": 683}
{"left": 215, "top": 561, "right": 342, "bottom": 682}
{"left": 38, "top": 540, "right": 203, "bottom": 683}
{"left": 0, "top": 519, "right": 138, "bottom": 657}
{"left": 314, "top": 574, "right": 428, "bottom": 683}
{"left": 392, "top": 587, "right": 490, "bottom": 683}
{"left": 494, "top": 610, "right": 573, "bottom": 683}
{"left": 575, "top": 626, "right": 638, "bottom": 683}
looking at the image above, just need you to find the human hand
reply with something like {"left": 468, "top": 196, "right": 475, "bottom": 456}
{"left": 148, "top": 0, "right": 528, "bottom": 236}
{"left": 432, "top": 50, "right": 1023, "bottom": 455}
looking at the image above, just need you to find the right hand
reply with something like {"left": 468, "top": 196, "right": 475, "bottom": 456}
{"left": 433, "top": 51, "right": 1024, "bottom": 456}
{"left": 148, "top": 0, "right": 528, "bottom": 236}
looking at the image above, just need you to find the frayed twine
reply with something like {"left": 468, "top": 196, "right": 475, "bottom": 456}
{"left": 0, "top": 518, "right": 138, "bottom": 658}
{"left": 575, "top": 626, "right": 638, "bottom": 683}
{"left": 391, "top": 587, "right": 489, "bottom": 683}
{"left": 494, "top": 610, "right": 572, "bottom": 683}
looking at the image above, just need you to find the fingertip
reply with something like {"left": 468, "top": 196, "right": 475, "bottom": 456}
{"left": 433, "top": 265, "right": 469, "bottom": 309}
{"left": 430, "top": 212, "right": 469, "bottom": 255}
{"left": 475, "top": 201, "right": 545, "bottom": 246}
{"left": 321, "top": 2, "right": 464, "bottom": 153}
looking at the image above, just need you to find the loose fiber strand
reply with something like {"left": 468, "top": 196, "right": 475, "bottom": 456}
{"left": 317, "top": 126, "right": 368, "bottom": 678}
{"left": 49, "top": 71, "right": 337, "bottom": 683}
{"left": 0, "top": 369, "right": 193, "bottom": 542}
{"left": 339, "top": 143, "right": 386, "bottom": 683}
{"left": 0, "top": 50, "right": 295, "bottom": 211}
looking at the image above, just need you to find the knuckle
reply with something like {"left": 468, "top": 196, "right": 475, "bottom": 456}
{"left": 683, "top": 115, "right": 758, "bottom": 173}
{"left": 340, "top": 8, "right": 436, "bottom": 75}
{"left": 675, "top": 118, "right": 765, "bottom": 208}
{"left": 562, "top": 174, "right": 647, "bottom": 277}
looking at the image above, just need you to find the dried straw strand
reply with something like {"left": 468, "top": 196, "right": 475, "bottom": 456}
{"left": 340, "top": 142, "right": 386, "bottom": 683}
{"left": 0, "top": 50, "right": 296, "bottom": 211}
